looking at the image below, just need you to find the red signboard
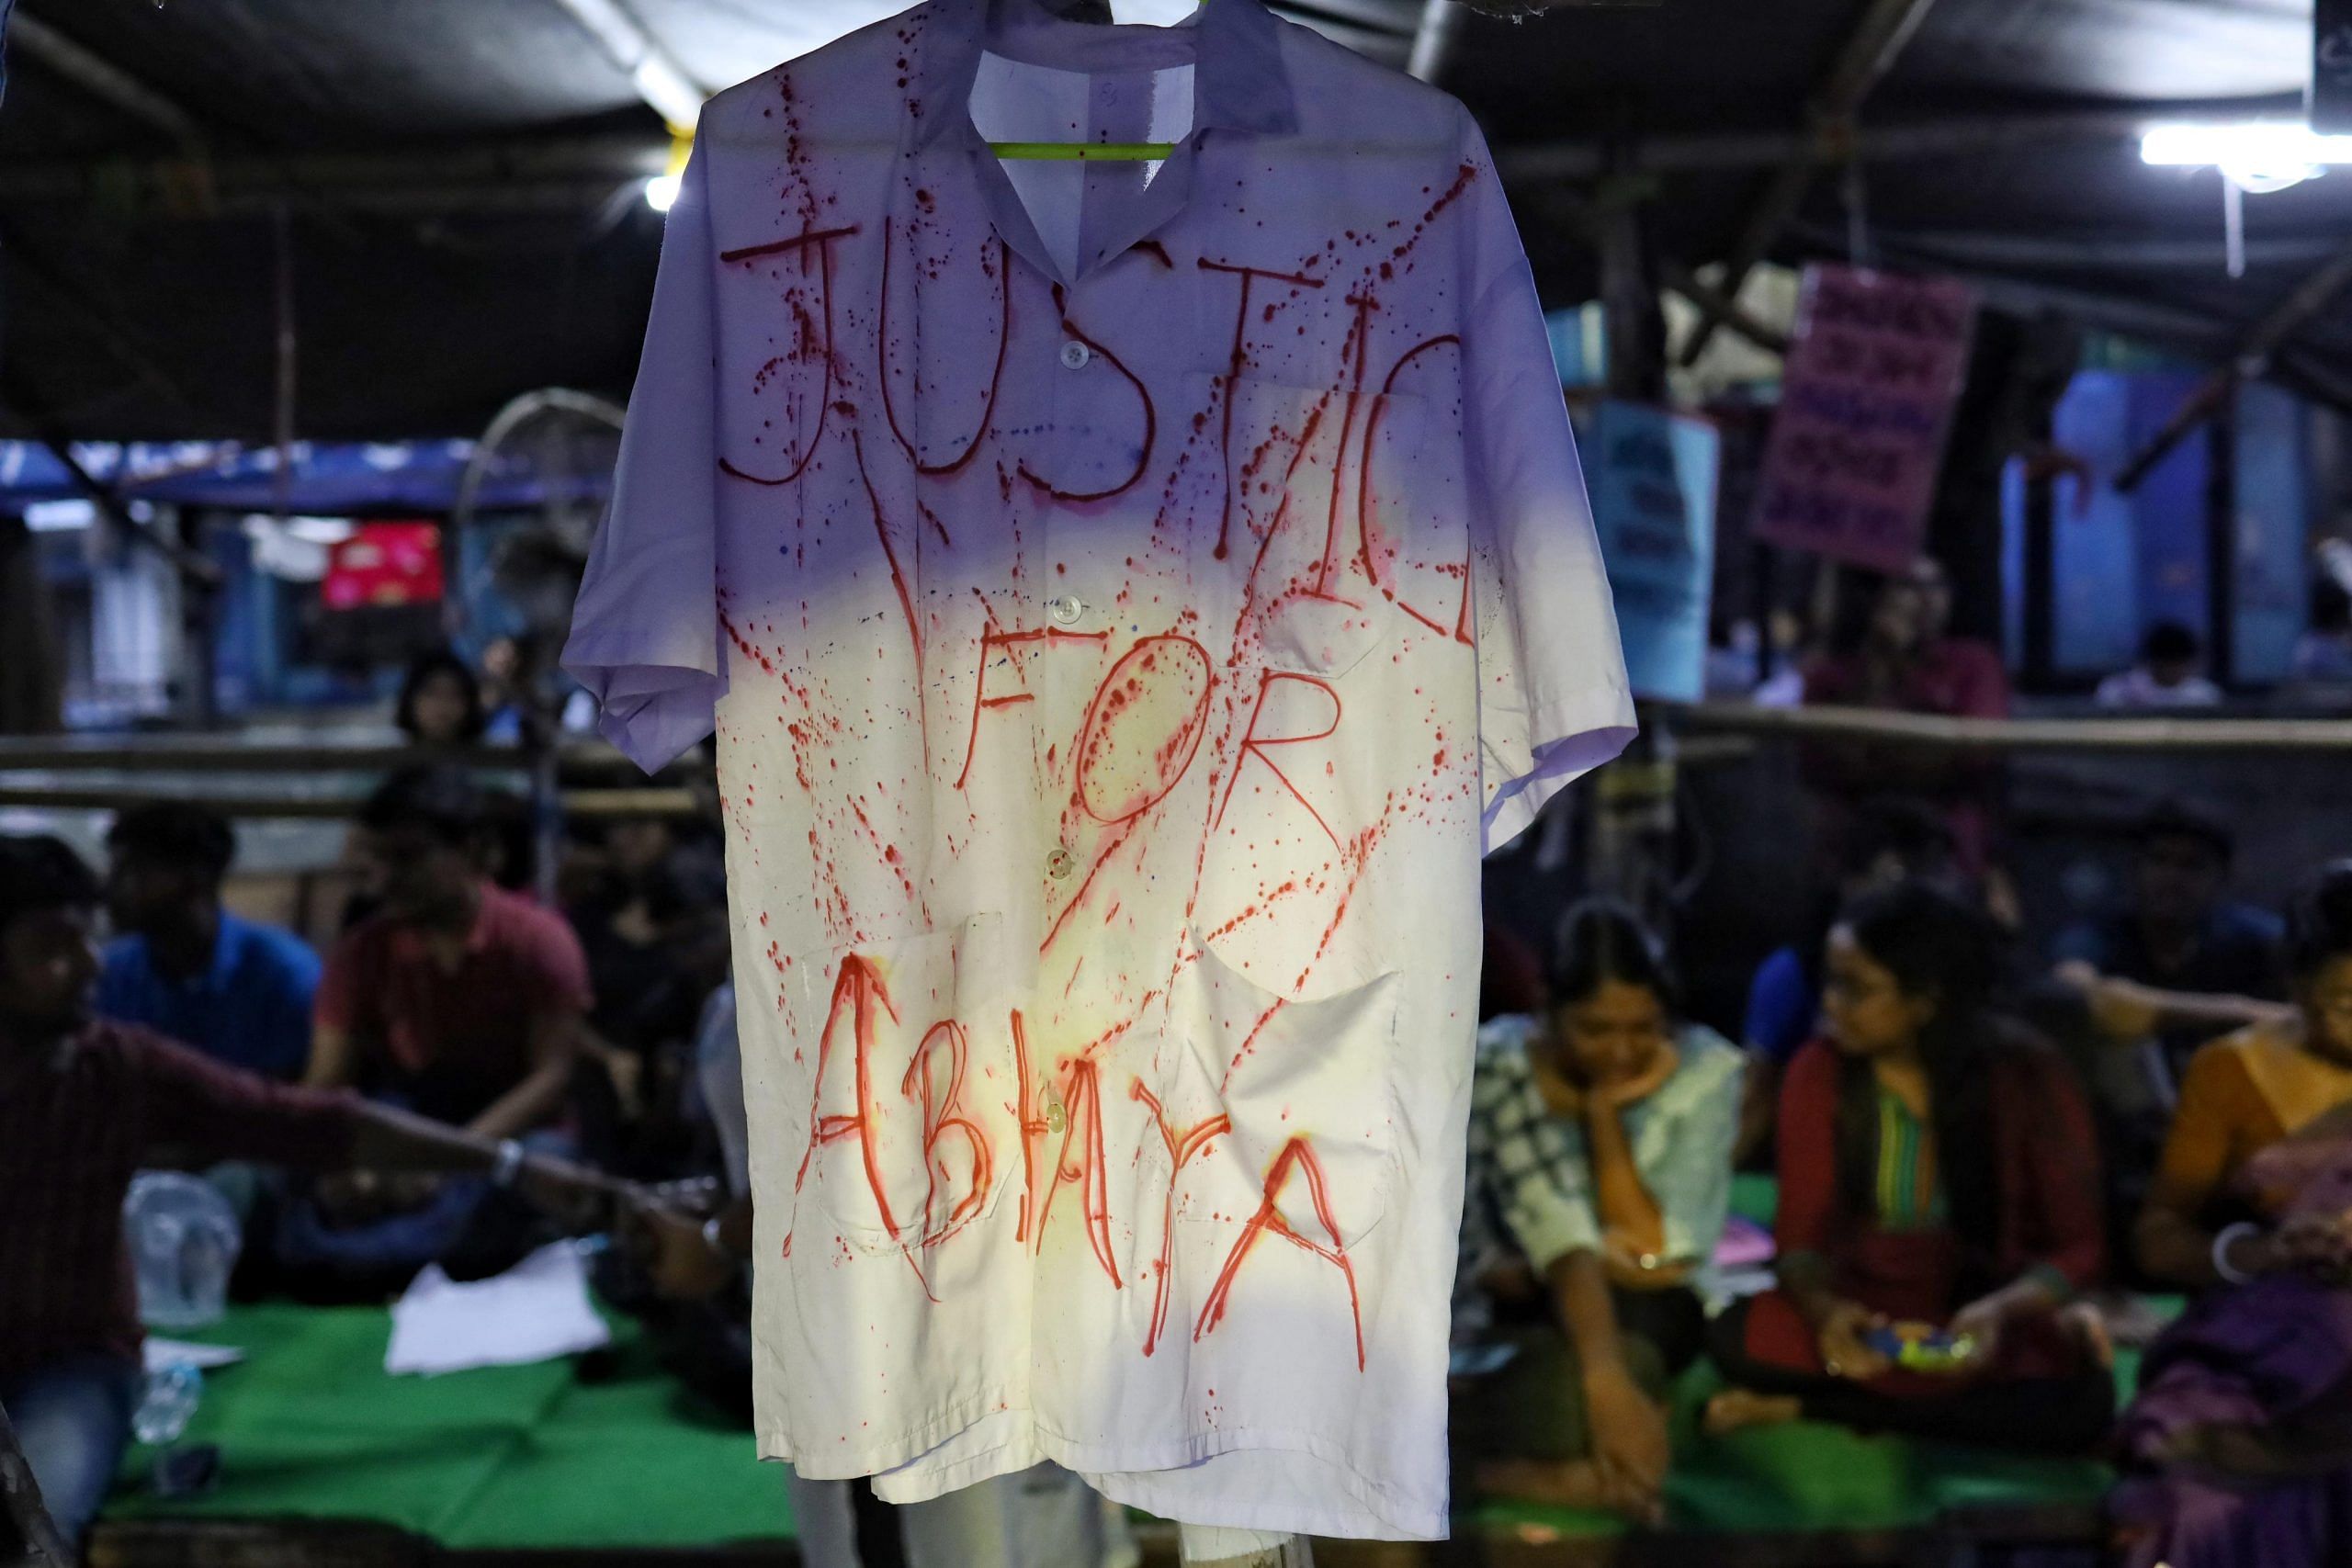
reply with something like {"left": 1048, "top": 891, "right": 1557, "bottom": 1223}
{"left": 322, "top": 521, "right": 445, "bottom": 610}
{"left": 1751, "top": 265, "right": 1978, "bottom": 573}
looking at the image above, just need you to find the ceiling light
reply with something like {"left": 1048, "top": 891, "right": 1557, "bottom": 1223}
{"left": 644, "top": 173, "right": 682, "bottom": 212}
{"left": 2142, "top": 121, "right": 2352, "bottom": 192}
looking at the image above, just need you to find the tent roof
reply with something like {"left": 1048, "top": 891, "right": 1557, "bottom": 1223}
{"left": 1, "top": 0, "right": 2340, "bottom": 442}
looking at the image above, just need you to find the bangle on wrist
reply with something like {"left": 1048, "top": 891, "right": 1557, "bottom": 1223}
{"left": 491, "top": 1138, "right": 526, "bottom": 1190}
{"left": 2212, "top": 1221, "right": 2262, "bottom": 1285}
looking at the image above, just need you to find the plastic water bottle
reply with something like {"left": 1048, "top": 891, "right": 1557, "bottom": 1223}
{"left": 134, "top": 1361, "right": 219, "bottom": 1498}
{"left": 132, "top": 1362, "right": 203, "bottom": 1449}
{"left": 124, "top": 1171, "right": 242, "bottom": 1328}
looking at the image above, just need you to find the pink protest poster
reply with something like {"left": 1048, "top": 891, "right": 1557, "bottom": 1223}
{"left": 1751, "top": 265, "right": 1977, "bottom": 573}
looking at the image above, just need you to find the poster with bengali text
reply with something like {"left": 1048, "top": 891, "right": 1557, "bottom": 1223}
{"left": 1751, "top": 265, "right": 1976, "bottom": 573}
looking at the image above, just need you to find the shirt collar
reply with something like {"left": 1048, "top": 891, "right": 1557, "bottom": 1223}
{"left": 910, "top": 0, "right": 1297, "bottom": 154}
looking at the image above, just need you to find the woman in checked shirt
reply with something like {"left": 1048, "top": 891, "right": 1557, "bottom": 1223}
{"left": 1454, "top": 903, "right": 1744, "bottom": 1523}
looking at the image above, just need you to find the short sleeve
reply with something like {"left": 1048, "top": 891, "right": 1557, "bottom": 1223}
{"left": 561, "top": 130, "right": 727, "bottom": 773}
{"left": 2148, "top": 1039, "right": 2255, "bottom": 1223}
{"left": 1455, "top": 116, "right": 1635, "bottom": 855}
{"left": 521, "top": 908, "right": 596, "bottom": 1019}
{"left": 1741, "top": 948, "right": 1815, "bottom": 1065}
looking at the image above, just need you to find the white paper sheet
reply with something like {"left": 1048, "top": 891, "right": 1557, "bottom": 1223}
{"left": 385, "top": 1241, "right": 611, "bottom": 1376}
{"left": 143, "top": 1338, "right": 245, "bottom": 1373}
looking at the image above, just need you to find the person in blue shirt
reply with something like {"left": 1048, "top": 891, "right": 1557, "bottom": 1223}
{"left": 97, "top": 802, "right": 322, "bottom": 1083}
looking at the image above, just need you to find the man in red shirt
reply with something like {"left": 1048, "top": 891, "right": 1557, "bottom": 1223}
{"left": 0, "top": 833, "right": 612, "bottom": 1550}
{"left": 294, "top": 765, "right": 594, "bottom": 1279}
{"left": 310, "top": 765, "right": 589, "bottom": 1135}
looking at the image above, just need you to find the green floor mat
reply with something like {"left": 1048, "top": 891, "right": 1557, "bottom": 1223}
{"left": 107, "top": 1301, "right": 792, "bottom": 1550}
{"left": 107, "top": 1280, "right": 2175, "bottom": 1547}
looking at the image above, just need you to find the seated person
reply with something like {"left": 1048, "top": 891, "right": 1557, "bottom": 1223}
{"left": 96, "top": 801, "right": 321, "bottom": 1082}
{"left": 2095, "top": 621, "right": 2223, "bottom": 709}
{"left": 2054, "top": 802, "right": 2285, "bottom": 1234}
{"left": 2054, "top": 802, "right": 2284, "bottom": 1067}
{"left": 1453, "top": 903, "right": 1743, "bottom": 1522}
{"left": 1708, "top": 882, "right": 2114, "bottom": 1453}
{"left": 396, "top": 648, "right": 490, "bottom": 752}
{"left": 2113, "top": 863, "right": 2352, "bottom": 1568}
{"left": 1739, "top": 799, "right": 1959, "bottom": 1165}
{"left": 291, "top": 765, "right": 593, "bottom": 1279}
{"left": 0, "top": 833, "right": 609, "bottom": 1551}
{"left": 566, "top": 813, "right": 729, "bottom": 1141}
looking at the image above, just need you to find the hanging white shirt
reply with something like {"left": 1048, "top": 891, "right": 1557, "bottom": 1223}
{"left": 565, "top": 0, "right": 1633, "bottom": 1539}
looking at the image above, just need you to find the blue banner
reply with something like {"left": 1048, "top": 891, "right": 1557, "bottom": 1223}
{"left": 1579, "top": 402, "right": 1719, "bottom": 703}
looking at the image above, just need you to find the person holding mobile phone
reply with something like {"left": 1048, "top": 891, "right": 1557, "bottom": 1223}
{"left": 1705, "top": 882, "right": 2115, "bottom": 1452}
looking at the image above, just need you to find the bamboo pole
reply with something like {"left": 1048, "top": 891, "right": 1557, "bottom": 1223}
{"left": 0, "top": 785, "right": 702, "bottom": 819}
{"left": 1661, "top": 701, "right": 2352, "bottom": 753}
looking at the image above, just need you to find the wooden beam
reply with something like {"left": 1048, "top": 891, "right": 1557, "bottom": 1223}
{"left": 0, "top": 133, "right": 668, "bottom": 209}
{"left": 2115, "top": 231, "right": 2352, "bottom": 491}
{"left": 0, "top": 784, "right": 704, "bottom": 819}
{"left": 8, "top": 8, "right": 205, "bottom": 150}
{"left": 0, "top": 361, "right": 223, "bottom": 587}
{"left": 1660, "top": 260, "right": 1791, "bottom": 356}
{"left": 0, "top": 734, "right": 674, "bottom": 775}
{"left": 1665, "top": 700, "right": 2352, "bottom": 752}
{"left": 1678, "top": 0, "right": 1942, "bottom": 366}
{"left": 1500, "top": 100, "right": 2306, "bottom": 183}
{"left": 1788, "top": 218, "right": 2240, "bottom": 350}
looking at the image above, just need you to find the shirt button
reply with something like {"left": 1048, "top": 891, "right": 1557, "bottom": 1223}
{"left": 1058, "top": 339, "right": 1091, "bottom": 370}
{"left": 1046, "top": 846, "right": 1077, "bottom": 880}
{"left": 1047, "top": 593, "right": 1084, "bottom": 626}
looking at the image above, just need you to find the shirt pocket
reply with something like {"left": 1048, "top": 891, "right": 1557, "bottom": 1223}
{"left": 1190, "top": 374, "right": 1427, "bottom": 681}
{"left": 776, "top": 911, "right": 1020, "bottom": 1259}
{"left": 1148, "top": 929, "right": 1407, "bottom": 1254}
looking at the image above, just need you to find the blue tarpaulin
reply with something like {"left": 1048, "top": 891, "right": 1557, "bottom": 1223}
{"left": 0, "top": 441, "right": 611, "bottom": 516}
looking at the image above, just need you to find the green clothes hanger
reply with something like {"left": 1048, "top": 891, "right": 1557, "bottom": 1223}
{"left": 991, "top": 141, "right": 1177, "bottom": 160}
{"left": 987, "top": 0, "right": 1196, "bottom": 160}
